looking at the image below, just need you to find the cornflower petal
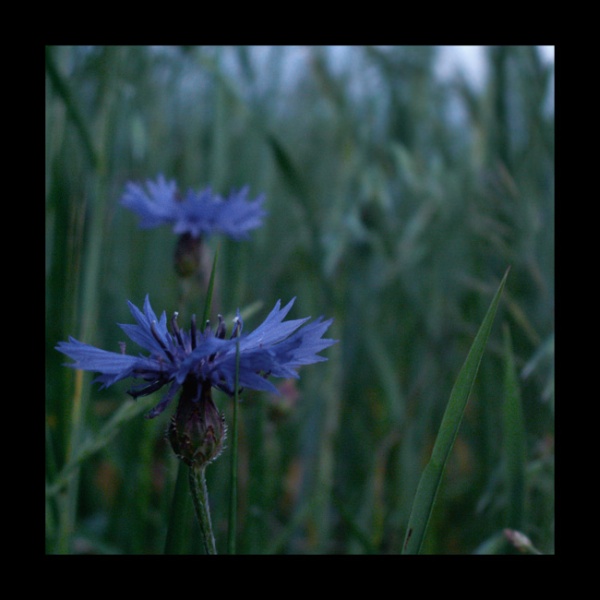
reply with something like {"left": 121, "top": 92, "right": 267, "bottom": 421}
{"left": 121, "top": 174, "right": 178, "bottom": 228}
{"left": 144, "top": 380, "right": 182, "bottom": 419}
{"left": 121, "top": 175, "right": 266, "bottom": 240}
{"left": 279, "top": 317, "right": 337, "bottom": 365}
{"left": 206, "top": 300, "right": 337, "bottom": 394}
{"left": 55, "top": 337, "right": 140, "bottom": 387}
{"left": 238, "top": 298, "right": 310, "bottom": 350}
{"left": 119, "top": 295, "right": 171, "bottom": 357}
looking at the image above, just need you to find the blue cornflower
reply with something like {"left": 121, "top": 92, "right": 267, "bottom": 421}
{"left": 56, "top": 295, "right": 337, "bottom": 421}
{"left": 121, "top": 174, "right": 266, "bottom": 240}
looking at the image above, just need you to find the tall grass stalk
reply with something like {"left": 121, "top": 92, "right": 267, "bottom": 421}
{"left": 402, "top": 268, "right": 509, "bottom": 554}
{"left": 46, "top": 46, "right": 116, "bottom": 554}
{"left": 227, "top": 341, "right": 241, "bottom": 554}
{"left": 502, "top": 324, "right": 527, "bottom": 531}
{"left": 164, "top": 462, "right": 195, "bottom": 554}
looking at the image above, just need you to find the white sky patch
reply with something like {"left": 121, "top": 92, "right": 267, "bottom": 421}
{"left": 435, "top": 45, "right": 487, "bottom": 89}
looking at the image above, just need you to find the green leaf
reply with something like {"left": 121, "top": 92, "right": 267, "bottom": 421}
{"left": 45, "top": 46, "right": 99, "bottom": 170}
{"left": 46, "top": 395, "right": 156, "bottom": 498}
{"left": 402, "top": 267, "right": 510, "bottom": 554}
{"left": 164, "top": 462, "right": 195, "bottom": 554}
{"left": 502, "top": 324, "right": 527, "bottom": 530}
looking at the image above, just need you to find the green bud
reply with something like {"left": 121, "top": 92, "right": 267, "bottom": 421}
{"left": 168, "top": 381, "right": 226, "bottom": 467}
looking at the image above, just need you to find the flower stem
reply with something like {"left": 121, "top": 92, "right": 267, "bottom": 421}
{"left": 189, "top": 464, "right": 217, "bottom": 555}
{"left": 227, "top": 341, "right": 241, "bottom": 554}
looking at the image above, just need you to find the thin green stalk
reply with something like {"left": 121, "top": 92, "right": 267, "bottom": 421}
{"left": 164, "top": 463, "right": 195, "bottom": 554}
{"left": 227, "top": 341, "right": 241, "bottom": 554}
{"left": 189, "top": 465, "right": 217, "bottom": 555}
{"left": 502, "top": 324, "right": 527, "bottom": 530}
{"left": 201, "top": 246, "right": 219, "bottom": 327}
{"left": 402, "top": 268, "right": 510, "bottom": 554}
{"left": 47, "top": 396, "right": 155, "bottom": 498}
{"left": 45, "top": 47, "right": 100, "bottom": 170}
{"left": 50, "top": 52, "right": 113, "bottom": 551}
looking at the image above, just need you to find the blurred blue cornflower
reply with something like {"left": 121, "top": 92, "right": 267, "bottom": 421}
{"left": 56, "top": 295, "right": 336, "bottom": 420}
{"left": 121, "top": 174, "right": 266, "bottom": 241}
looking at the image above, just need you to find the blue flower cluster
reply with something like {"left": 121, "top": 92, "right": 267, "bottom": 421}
{"left": 57, "top": 296, "right": 336, "bottom": 419}
{"left": 57, "top": 173, "right": 337, "bottom": 464}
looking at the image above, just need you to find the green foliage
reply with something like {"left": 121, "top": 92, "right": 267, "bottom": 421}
{"left": 402, "top": 268, "right": 509, "bottom": 554}
{"left": 46, "top": 45, "right": 554, "bottom": 554}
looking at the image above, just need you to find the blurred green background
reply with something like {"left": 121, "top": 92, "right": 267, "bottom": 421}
{"left": 45, "top": 45, "right": 554, "bottom": 554}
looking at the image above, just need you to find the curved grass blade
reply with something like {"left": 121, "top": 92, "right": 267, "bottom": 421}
{"left": 46, "top": 395, "right": 156, "bottom": 498}
{"left": 45, "top": 47, "right": 99, "bottom": 170}
{"left": 402, "top": 268, "right": 510, "bottom": 554}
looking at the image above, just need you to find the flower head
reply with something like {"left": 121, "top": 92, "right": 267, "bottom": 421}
{"left": 56, "top": 296, "right": 337, "bottom": 420}
{"left": 121, "top": 174, "right": 266, "bottom": 240}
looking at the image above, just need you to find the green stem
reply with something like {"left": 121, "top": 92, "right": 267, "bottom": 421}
{"left": 189, "top": 464, "right": 217, "bottom": 555}
{"left": 45, "top": 47, "right": 100, "bottom": 170}
{"left": 164, "top": 462, "right": 194, "bottom": 554}
{"left": 227, "top": 341, "right": 241, "bottom": 554}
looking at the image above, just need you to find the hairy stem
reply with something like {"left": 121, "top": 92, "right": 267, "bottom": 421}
{"left": 189, "top": 464, "right": 217, "bottom": 555}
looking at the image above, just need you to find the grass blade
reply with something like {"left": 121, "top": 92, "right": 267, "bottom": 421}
{"left": 200, "top": 247, "right": 219, "bottom": 327}
{"left": 46, "top": 396, "right": 155, "bottom": 497}
{"left": 402, "top": 267, "right": 510, "bottom": 554}
{"left": 164, "top": 461, "right": 195, "bottom": 554}
{"left": 502, "top": 324, "right": 527, "bottom": 530}
{"left": 45, "top": 47, "right": 99, "bottom": 170}
{"left": 227, "top": 341, "right": 241, "bottom": 554}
